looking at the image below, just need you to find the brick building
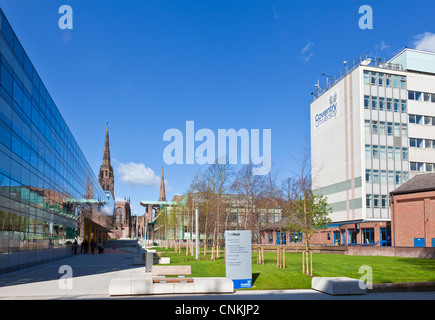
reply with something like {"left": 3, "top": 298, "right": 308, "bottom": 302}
{"left": 390, "top": 173, "right": 435, "bottom": 247}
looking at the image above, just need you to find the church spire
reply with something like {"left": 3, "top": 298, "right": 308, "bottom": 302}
{"left": 99, "top": 122, "right": 114, "bottom": 198}
{"left": 159, "top": 166, "right": 166, "bottom": 201}
{"left": 103, "top": 121, "right": 111, "bottom": 167}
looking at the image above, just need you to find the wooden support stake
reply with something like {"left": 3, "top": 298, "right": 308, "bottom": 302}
{"left": 283, "top": 247, "right": 286, "bottom": 268}
{"left": 310, "top": 251, "right": 313, "bottom": 276}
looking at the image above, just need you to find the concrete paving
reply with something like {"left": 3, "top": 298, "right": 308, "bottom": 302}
{"left": 0, "top": 250, "right": 434, "bottom": 300}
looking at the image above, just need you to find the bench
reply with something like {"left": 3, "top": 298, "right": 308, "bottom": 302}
{"left": 152, "top": 265, "right": 194, "bottom": 284}
{"left": 109, "top": 265, "right": 234, "bottom": 296}
{"left": 312, "top": 277, "right": 367, "bottom": 295}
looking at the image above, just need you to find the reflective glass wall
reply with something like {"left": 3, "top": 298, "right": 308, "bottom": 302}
{"left": 0, "top": 9, "right": 114, "bottom": 256}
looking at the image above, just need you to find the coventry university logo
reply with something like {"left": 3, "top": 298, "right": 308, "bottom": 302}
{"left": 315, "top": 92, "right": 338, "bottom": 128}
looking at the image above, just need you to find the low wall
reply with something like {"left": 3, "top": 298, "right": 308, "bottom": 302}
{"left": 0, "top": 246, "right": 73, "bottom": 275}
{"left": 346, "top": 246, "right": 435, "bottom": 259}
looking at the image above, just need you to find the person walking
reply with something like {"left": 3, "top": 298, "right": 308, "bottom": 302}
{"left": 72, "top": 240, "right": 78, "bottom": 254}
{"left": 82, "top": 239, "right": 88, "bottom": 254}
{"left": 90, "top": 239, "right": 96, "bottom": 254}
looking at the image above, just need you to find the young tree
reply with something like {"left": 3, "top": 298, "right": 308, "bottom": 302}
{"left": 286, "top": 189, "right": 331, "bottom": 252}
{"left": 285, "top": 144, "right": 331, "bottom": 275}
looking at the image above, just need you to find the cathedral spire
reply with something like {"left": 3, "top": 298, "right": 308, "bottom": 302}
{"left": 103, "top": 121, "right": 111, "bottom": 167}
{"left": 99, "top": 122, "right": 114, "bottom": 198}
{"left": 159, "top": 166, "right": 166, "bottom": 201}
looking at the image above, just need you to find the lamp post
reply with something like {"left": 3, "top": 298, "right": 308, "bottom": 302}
{"left": 195, "top": 201, "right": 199, "bottom": 260}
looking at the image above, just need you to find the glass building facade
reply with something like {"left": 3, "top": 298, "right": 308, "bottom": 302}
{"left": 0, "top": 9, "right": 114, "bottom": 269}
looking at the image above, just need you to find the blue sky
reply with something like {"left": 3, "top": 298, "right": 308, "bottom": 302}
{"left": 1, "top": 0, "right": 434, "bottom": 215}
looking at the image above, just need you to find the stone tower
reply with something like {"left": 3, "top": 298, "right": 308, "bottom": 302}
{"left": 159, "top": 167, "right": 166, "bottom": 201}
{"left": 98, "top": 122, "right": 114, "bottom": 198}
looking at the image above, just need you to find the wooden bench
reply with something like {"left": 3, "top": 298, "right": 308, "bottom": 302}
{"left": 152, "top": 265, "right": 194, "bottom": 284}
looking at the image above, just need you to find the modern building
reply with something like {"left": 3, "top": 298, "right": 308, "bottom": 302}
{"left": 390, "top": 173, "right": 435, "bottom": 248}
{"left": 310, "top": 48, "right": 435, "bottom": 247}
{"left": 0, "top": 9, "right": 114, "bottom": 273}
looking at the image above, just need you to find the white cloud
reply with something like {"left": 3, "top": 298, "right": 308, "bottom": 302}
{"left": 375, "top": 41, "right": 389, "bottom": 52}
{"left": 116, "top": 162, "right": 161, "bottom": 187}
{"left": 413, "top": 32, "right": 435, "bottom": 52}
{"left": 301, "top": 42, "right": 314, "bottom": 63}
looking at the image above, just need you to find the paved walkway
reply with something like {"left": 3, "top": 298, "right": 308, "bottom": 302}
{"left": 0, "top": 250, "right": 434, "bottom": 300}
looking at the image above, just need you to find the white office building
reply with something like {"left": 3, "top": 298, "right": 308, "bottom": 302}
{"left": 310, "top": 48, "right": 435, "bottom": 246}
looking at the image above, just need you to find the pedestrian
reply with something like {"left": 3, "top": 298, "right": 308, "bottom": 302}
{"left": 98, "top": 242, "right": 104, "bottom": 254}
{"left": 82, "top": 239, "right": 88, "bottom": 254}
{"left": 90, "top": 239, "right": 96, "bottom": 254}
{"left": 72, "top": 239, "right": 78, "bottom": 254}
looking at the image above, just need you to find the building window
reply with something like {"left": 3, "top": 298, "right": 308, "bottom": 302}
{"left": 394, "top": 99, "right": 400, "bottom": 112}
{"left": 366, "top": 194, "right": 372, "bottom": 208}
{"left": 373, "top": 195, "right": 380, "bottom": 208}
{"left": 378, "top": 73, "right": 384, "bottom": 86}
{"left": 401, "top": 100, "right": 407, "bottom": 113}
{"left": 379, "top": 97, "right": 385, "bottom": 111}
{"left": 394, "top": 123, "right": 400, "bottom": 136}
{"left": 371, "top": 97, "right": 378, "bottom": 110}
{"left": 388, "top": 170, "right": 394, "bottom": 184}
{"left": 365, "top": 169, "right": 372, "bottom": 183}
{"left": 387, "top": 122, "right": 393, "bottom": 136}
{"left": 363, "top": 71, "right": 370, "bottom": 85}
{"left": 364, "top": 96, "right": 370, "bottom": 109}
{"left": 348, "top": 230, "right": 357, "bottom": 245}
{"left": 373, "top": 170, "right": 379, "bottom": 183}
{"left": 408, "top": 91, "right": 415, "bottom": 100}
{"left": 365, "top": 120, "right": 371, "bottom": 134}
{"left": 381, "top": 195, "right": 388, "bottom": 208}
{"left": 400, "top": 77, "right": 406, "bottom": 89}
{"left": 380, "top": 121, "right": 386, "bottom": 135}
{"left": 365, "top": 145, "right": 371, "bottom": 158}
{"left": 402, "top": 147, "right": 408, "bottom": 161}
{"left": 395, "top": 147, "right": 401, "bottom": 161}
{"left": 371, "top": 72, "right": 377, "bottom": 86}
{"left": 372, "top": 121, "right": 378, "bottom": 134}
{"left": 401, "top": 123, "right": 407, "bottom": 136}
{"left": 395, "top": 171, "right": 402, "bottom": 184}
{"left": 381, "top": 170, "right": 387, "bottom": 184}
{"left": 380, "top": 146, "right": 386, "bottom": 159}
{"left": 386, "top": 75, "right": 392, "bottom": 88}
{"left": 373, "top": 145, "right": 379, "bottom": 159}
{"left": 386, "top": 98, "right": 392, "bottom": 112}
{"left": 362, "top": 228, "right": 375, "bottom": 245}
{"left": 393, "top": 75, "right": 399, "bottom": 88}
{"left": 387, "top": 146, "right": 393, "bottom": 160}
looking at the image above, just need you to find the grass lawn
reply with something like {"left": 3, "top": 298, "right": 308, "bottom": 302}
{"left": 155, "top": 247, "right": 435, "bottom": 290}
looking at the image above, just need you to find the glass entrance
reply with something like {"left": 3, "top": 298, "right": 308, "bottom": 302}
{"left": 380, "top": 227, "right": 391, "bottom": 246}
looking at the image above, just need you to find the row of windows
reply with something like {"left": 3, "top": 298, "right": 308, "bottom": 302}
{"left": 0, "top": 26, "right": 108, "bottom": 204}
{"left": 409, "top": 138, "right": 435, "bottom": 149}
{"left": 365, "top": 144, "right": 408, "bottom": 161}
{"left": 366, "top": 194, "right": 389, "bottom": 209}
{"left": 365, "top": 169, "right": 409, "bottom": 185}
{"left": 408, "top": 90, "right": 435, "bottom": 103}
{"left": 410, "top": 162, "right": 435, "bottom": 172}
{"left": 364, "top": 96, "right": 407, "bottom": 113}
{"left": 363, "top": 71, "right": 406, "bottom": 89}
{"left": 364, "top": 120, "right": 407, "bottom": 137}
{"left": 409, "top": 114, "right": 435, "bottom": 126}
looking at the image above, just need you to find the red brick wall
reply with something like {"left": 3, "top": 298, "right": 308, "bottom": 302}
{"left": 391, "top": 190, "right": 435, "bottom": 247}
